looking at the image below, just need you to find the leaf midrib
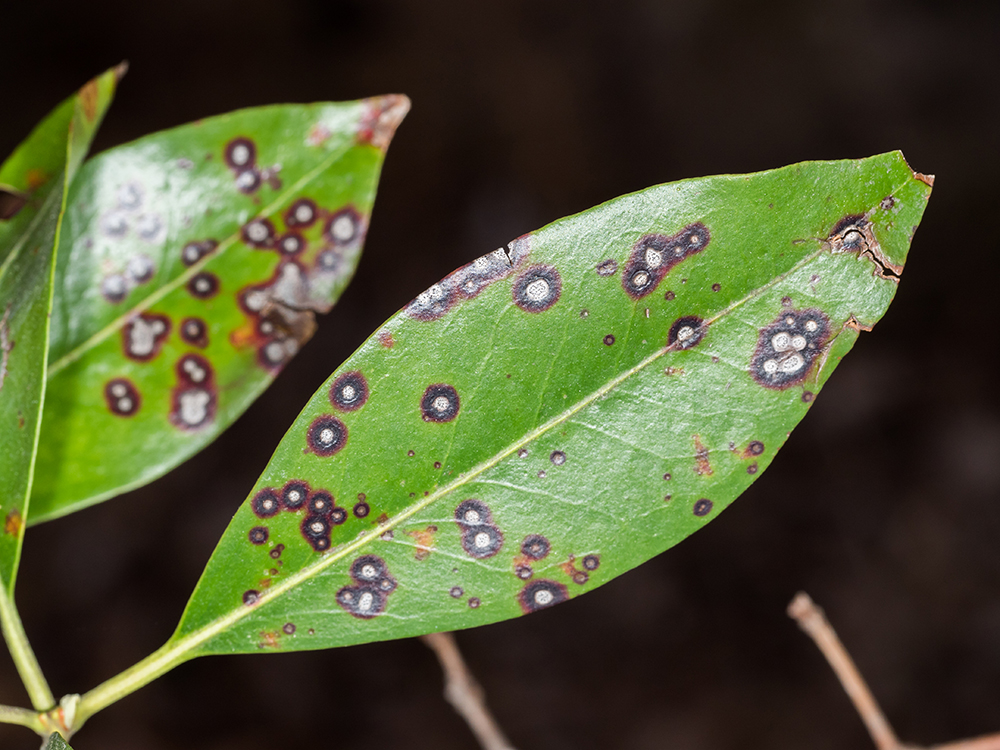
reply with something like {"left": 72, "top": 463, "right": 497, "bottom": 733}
{"left": 46, "top": 138, "right": 357, "bottom": 377}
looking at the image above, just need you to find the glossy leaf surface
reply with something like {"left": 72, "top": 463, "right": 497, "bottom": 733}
{"left": 0, "top": 69, "right": 120, "bottom": 591}
{"left": 31, "top": 95, "right": 409, "bottom": 523}
{"left": 172, "top": 153, "right": 931, "bottom": 656}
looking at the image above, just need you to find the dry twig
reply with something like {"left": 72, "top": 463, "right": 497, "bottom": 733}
{"left": 788, "top": 591, "right": 1000, "bottom": 750}
{"left": 422, "top": 631, "right": 517, "bottom": 750}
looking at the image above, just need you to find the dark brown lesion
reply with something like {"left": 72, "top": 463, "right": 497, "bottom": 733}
{"left": 4, "top": 510, "right": 23, "bottom": 536}
{"left": 827, "top": 214, "right": 901, "bottom": 280}
{"left": 693, "top": 435, "right": 713, "bottom": 476}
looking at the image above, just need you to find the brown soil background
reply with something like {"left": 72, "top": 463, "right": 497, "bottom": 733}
{"left": 1, "top": 1, "right": 998, "bottom": 748}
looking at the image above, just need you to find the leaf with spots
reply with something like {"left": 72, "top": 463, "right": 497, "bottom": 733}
{"left": 0, "top": 68, "right": 121, "bottom": 593}
{"left": 30, "top": 95, "right": 409, "bottom": 523}
{"left": 78, "top": 153, "right": 931, "bottom": 710}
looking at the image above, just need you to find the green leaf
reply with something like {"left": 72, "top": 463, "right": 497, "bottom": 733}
{"left": 146, "top": 154, "right": 936, "bottom": 662}
{"left": 29, "top": 95, "right": 409, "bottom": 523}
{"left": 0, "top": 68, "right": 121, "bottom": 591}
{"left": 44, "top": 732, "right": 72, "bottom": 750}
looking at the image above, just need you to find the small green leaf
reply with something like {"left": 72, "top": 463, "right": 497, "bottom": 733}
{"left": 30, "top": 95, "right": 409, "bottom": 523}
{"left": 169, "top": 153, "right": 930, "bottom": 656}
{"left": 0, "top": 68, "right": 120, "bottom": 591}
{"left": 44, "top": 732, "right": 72, "bottom": 750}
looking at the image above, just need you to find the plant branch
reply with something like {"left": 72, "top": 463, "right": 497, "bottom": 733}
{"left": 0, "top": 703, "right": 43, "bottom": 733}
{"left": 0, "top": 584, "right": 54, "bottom": 712}
{"left": 422, "top": 632, "right": 517, "bottom": 750}
{"left": 788, "top": 591, "right": 1000, "bottom": 750}
{"left": 73, "top": 639, "right": 188, "bottom": 731}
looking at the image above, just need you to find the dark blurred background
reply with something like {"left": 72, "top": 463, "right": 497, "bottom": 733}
{"left": 2, "top": 1, "right": 999, "bottom": 748}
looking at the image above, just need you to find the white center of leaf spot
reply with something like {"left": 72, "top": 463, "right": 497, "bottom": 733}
{"left": 231, "top": 144, "right": 251, "bottom": 166}
{"left": 110, "top": 383, "right": 127, "bottom": 398}
{"left": 265, "top": 342, "right": 286, "bottom": 363}
{"left": 781, "top": 354, "right": 804, "bottom": 373}
{"left": 433, "top": 396, "right": 451, "bottom": 412}
{"left": 295, "top": 204, "right": 313, "bottom": 223}
{"left": 534, "top": 589, "right": 554, "bottom": 606}
{"left": 677, "top": 326, "right": 694, "bottom": 342}
{"left": 645, "top": 248, "right": 662, "bottom": 268}
{"left": 358, "top": 592, "right": 374, "bottom": 611}
{"left": 464, "top": 510, "right": 481, "bottom": 524}
{"left": 118, "top": 397, "right": 133, "bottom": 412}
{"left": 341, "top": 385, "right": 356, "bottom": 402}
{"left": 361, "top": 564, "right": 377, "bottom": 579}
{"left": 178, "top": 389, "right": 211, "bottom": 426}
{"left": 331, "top": 215, "right": 355, "bottom": 241}
{"left": 632, "top": 271, "right": 649, "bottom": 288}
{"left": 319, "top": 428, "right": 335, "bottom": 445}
{"left": 474, "top": 532, "right": 491, "bottom": 549}
{"left": 524, "top": 278, "right": 550, "bottom": 301}
{"left": 247, "top": 222, "right": 269, "bottom": 242}
{"left": 805, "top": 320, "right": 818, "bottom": 332}
{"left": 790, "top": 335, "right": 807, "bottom": 351}
{"left": 762, "top": 359, "right": 779, "bottom": 374}
{"left": 771, "top": 332, "right": 791, "bottom": 352}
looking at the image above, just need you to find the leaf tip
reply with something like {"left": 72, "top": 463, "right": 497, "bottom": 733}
{"left": 113, "top": 60, "right": 130, "bottom": 83}
{"left": 360, "top": 94, "right": 411, "bottom": 150}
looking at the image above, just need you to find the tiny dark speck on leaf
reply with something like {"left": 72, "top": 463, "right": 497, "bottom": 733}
{"left": 603, "top": 334, "right": 615, "bottom": 346}
{"left": 802, "top": 391, "right": 815, "bottom": 403}
{"left": 711, "top": 283, "right": 721, "bottom": 292}
{"left": 664, "top": 291, "right": 675, "bottom": 300}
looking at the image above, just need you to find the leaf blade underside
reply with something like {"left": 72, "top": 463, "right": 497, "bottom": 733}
{"left": 30, "top": 95, "right": 409, "bottom": 523}
{"left": 0, "top": 68, "right": 121, "bottom": 591}
{"left": 170, "top": 152, "right": 931, "bottom": 656}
